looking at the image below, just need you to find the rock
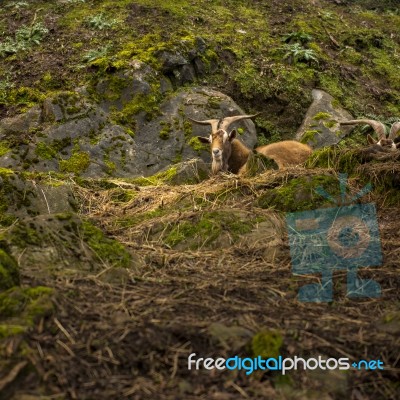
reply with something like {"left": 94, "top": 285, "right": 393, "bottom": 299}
{"left": 0, "top": 247, "right": 20, "bottom": 291}
{"left": 155, "top": 37, "right": 213, "bottom": 86}
{"left": 81, "top": 124, "right": 138, "bottom": 178}
{"left": 132, "top": 87, "right": 258, "bottom": 177}
{"left": 0, "top": 106, "right": 42, "bottom": 139}
{"left": 0, "top": 79, "right": 257, "bottom": 178}
{"left": 208, "top": 322, "right": 253, "bottom": 351}
{"left": 0, "top": 170, "right": 76, "bottom": 218}
{"left": 296, "top": 89, "right": 354, "bottom": 149}
{"left": 157, "top": 158, "right": 210, "bottom": 185}
{"left": 8, "top": 214, "right": 132, "bottom": 274}
{"left": 42, "top": 91, "right": 101, "bottom": 123}
{"left": 157, "top": 50, "right": 188, "bottom": 72}
{"left": 94, "top": 62, "right": 156, "bottom": 112}
{"left": 151, "top": 209, "right": 283, "bottom": 253}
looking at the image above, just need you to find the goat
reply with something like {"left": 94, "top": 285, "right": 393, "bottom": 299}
{"left": 340, "top": 119, "right": 400, "bottom": 151}
{"left": 189, "top": 115, "right": 312, "bottom": 174}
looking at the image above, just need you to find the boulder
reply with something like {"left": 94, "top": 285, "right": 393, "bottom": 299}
{"left": 0, "top": 106, "right": 42, "bottom": 139}
{"left": 0, "top": 78, "right": 257, "bottom": 178}
{"left": 296, "top": 89, "right": 354, "bottom": 149}
{"left": 132, "top": 87, "right": 258, "bottom": 176}
{"left": 0, "top": 169, "right": 76, "bottom": 219}
{"left": 94, "top": 61, "right": 157, "bottom": 112}
{"left": 156, "top": 158, "right": 210, "bottom": 185}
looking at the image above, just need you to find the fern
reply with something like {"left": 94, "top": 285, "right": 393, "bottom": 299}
{"left": 358, "top": 113, "right": 400, "bottom": 134}
{"left": 282, "top": 43, "right": 318, "bottom": 65}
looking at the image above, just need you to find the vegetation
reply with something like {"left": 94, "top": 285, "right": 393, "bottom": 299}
{"left": 0, "top": 1, "right": 399, "bottom": 399}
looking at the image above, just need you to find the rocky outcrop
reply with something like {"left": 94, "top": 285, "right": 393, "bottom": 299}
{"left": 296, "top": 89, "right": 354, "bottom": 149}
{"left": 0, "top": 75, "right": 257, "bottom": 178}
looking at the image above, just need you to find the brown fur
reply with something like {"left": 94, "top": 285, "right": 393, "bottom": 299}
{"left": 256, "top": 140, "right": 313, "bottom": 169}
{"left": 199, "top": 130, "right": 312, "bottom": 174}
{"left": 226, "top": 138, "right": 252, "bottom": 173}
{"left": 193, "top": 115, "right": 312, "bottom": 174}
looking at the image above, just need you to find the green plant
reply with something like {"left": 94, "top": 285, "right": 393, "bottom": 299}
{"left": 282, "top": 31, "right": 313, "bottom": 44}
{"left": 15, "top": 22, "right": 49, "bottom": 46}
{"left": 282, "top": 43, "right": 318, "bottom": 65}
{"left": 0, "top": 75, "right": 15, "bottom": 103}
{"left": 0, "top": 21, "right": 48, "bottom": 57}
{"left": 82, "top": 46, "right": 111, "bottom": 64}
{"left": 5, "top": 1, "right": 29, "bottom": 10}
{"left": 355, "top": 113, "right": 400, "bottom": 135}
{"left": 86, "top": 14, "right": 117, "bottom": 30}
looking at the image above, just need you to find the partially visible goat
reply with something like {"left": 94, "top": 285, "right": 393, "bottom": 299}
{"left": 340, "top": 119, "right": 400, "bottom": 151}
{"left": 189, "top": 115, "right": 312, "bottom": 174}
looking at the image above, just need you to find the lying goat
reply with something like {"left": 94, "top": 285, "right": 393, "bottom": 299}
{"left": 340, "top": 119, "right": 400, "bottom": 151}
{"left": 189, "top": 114, "right": 312, "bottom": 174}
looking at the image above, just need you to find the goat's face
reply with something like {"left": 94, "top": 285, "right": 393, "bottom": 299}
{"left": 197, "top": 129, "right": 236, "bottom": 173}
{"left": 367, "top": 134, "right": 396, "bottom": 151}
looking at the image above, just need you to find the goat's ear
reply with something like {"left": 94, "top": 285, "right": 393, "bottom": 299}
{"left": 367, "top": 134, "right": 377, "bottom": 145}
{"left": 228, "top": 129, "right": 237, "bottom": 141}
{"left": 196, "top": 136, "right": 211, "bottom": 144}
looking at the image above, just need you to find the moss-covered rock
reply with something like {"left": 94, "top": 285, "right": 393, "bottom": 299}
{"left": 5, "top": 213, "right": 131, "bottom": 272}
{"left": 0, "top": 248, "right": 19, "bottom": 292}
{"left": 296, "top": 89, "right": 354, "bottom": 148}
{"left": 257, "top": 174, "right": 340, "bottom": 212}
{"left": 250, "top": 330, "right": 283, "bottom": 359}
{"left": 160, "top": 209, "right": 266, "bottom": 250}
{"left": 0, "top": 286, "right": 54, "bottom": 339}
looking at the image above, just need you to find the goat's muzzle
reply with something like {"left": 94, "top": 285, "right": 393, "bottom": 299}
{"left": 212, "top": 148, "right": 222, "bottom": 159}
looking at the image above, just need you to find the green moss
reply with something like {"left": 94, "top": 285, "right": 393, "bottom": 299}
{"left": 0, "top": 286, "right": 54, "bottom": 338}
{"left": 59, "top": 149, "right": 91, "bottom": 175}
{"left": 4, "top": 86, "right": 45, "bottom": 110}
{"left": 0, "top": 141, "right": 11, "bottom": 157}
{"left": 111, "top": 89, "right": 163, "bottom": 125}
{"left": 318, "top": 73, "right": 343, "bottom": 98}
{"left": 257, "top": 174, "right": 340, "bottom": 212}
{"left": 35, "top": 142, "right": 57, "bottom": 160}
{"left": 0, "top": 286, "right": 53, "bottom": 319}
{"left": 0, "top": 324, "right": 26, "bottom": 339}
{"left": 313, "top": 112, "right": 332, "bottom": 120}
{"left": 129, "top": 167, "right": 178, "bottom": 186}
{"left": 187, "top": 136, "right": 208, "bottom": 152}
{"left": 0, "top": 167, "right": 14, "bottom": 177}
{"left": 368, "top": 48, "right": 400, "bottom": 90}
{"left": 159, "top": 121, "right": 172, "bottom": 140}
{"left": 300, "top": 130, "right": 320, "bottom": 145}
{"left": 306, "top": 147, "right": 362, "bottom": 175}
{"left": 116, "top": 208, "right": 167, "bottom": 229}
{"left": 324, "top": 120, "right": 338, "bottom": 129}
{"left": 81, "top": 220, "right": 131, "bottom": 268}
{"left": 0, "top": 248, "right": 20, "bottom": 291}
{"left": 250, "top": 330, "right": 283, "bottom": 359}
{"left": 164, "top": 211, "right": 257, "bottom": 249}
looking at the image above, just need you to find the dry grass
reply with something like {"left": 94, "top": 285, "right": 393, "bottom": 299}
{"left": 4, "top": 166, "right": 400, "bottom": 399}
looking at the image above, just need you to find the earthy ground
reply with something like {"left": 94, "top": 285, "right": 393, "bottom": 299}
{"left": 2, "top": 168, "right": 399, "bottom": 400}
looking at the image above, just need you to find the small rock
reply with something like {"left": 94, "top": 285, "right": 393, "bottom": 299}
{"left": 296, "top": 89, "right": 354, "bottom": 149}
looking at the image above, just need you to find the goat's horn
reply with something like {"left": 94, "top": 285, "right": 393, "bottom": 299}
{"left": 388, "top": 121, "right": 400, "bottom": 140}
{"left": 340, "top": 119, "right": 386, "bottom": 140}
{"left": 219, "top": 113, "right": 260, "bottom": 131}
{"left": 187, "top": 117, "right": 220, "bottom": 133}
